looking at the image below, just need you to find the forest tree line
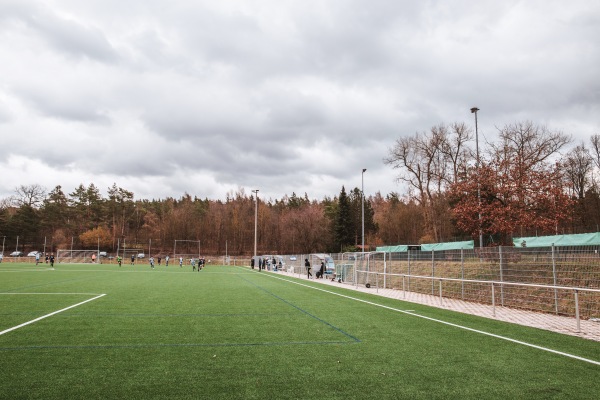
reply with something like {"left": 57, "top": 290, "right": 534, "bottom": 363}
{"left": 2, "top": 121, "right": 600, "bottom": 256}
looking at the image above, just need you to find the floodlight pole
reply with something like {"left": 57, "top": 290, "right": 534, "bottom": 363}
{"left": 362, "top": 168, "right": 367, "bottom": 252}
{"left": 471, "top": 107, "right": 483, "bottom": 248}
{"left": 252, "top": 190, "right": 259, "bottom": 258}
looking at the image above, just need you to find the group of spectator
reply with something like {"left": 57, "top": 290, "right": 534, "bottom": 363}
{"left": 250, "top": 256, "right": 282, "bottom": 271}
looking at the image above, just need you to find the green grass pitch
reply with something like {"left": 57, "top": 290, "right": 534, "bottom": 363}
{"left": 0, "top": 262, "right": 599, "bottom": 399}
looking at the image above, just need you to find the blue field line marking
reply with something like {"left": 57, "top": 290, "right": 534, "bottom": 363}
{"left": 260, "top": 272, "right": 600, "bottom": 367}
{"left": 0, "top": 340, "right": 356, "bottom": 352}
{"left": 239, "top": 275, "right": 361, "bottom": 343}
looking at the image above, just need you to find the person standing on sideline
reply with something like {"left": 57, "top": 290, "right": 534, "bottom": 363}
{"left": 35, "top": 252, "right": 40, "bottom": 265}
{"left": 251, "top": 257, "right": 255, "bottom": 269}
{"left": 318, "top": 261, "right": 325, "bottom": 279}
{"left": 258, "top": 257, "right": 263, "bottom": 271}
{"left": 305, "top": 258, "right": 312, "bottom": 279}
{"left": 165, "top": 255, "right": 169, "bottom": 266}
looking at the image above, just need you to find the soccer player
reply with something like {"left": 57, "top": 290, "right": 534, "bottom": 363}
{"left": 179, "top": 256, "right": 183, "bottom": 268}
{"left": 35, "top": 252, "right": 40, "bottom": 265}
{"left": 117, "top": 255, "right": 122, "bottom": 267}
{"left": 157, "top": 256, "right": 162, "bottom": 266}
{"left": 198, "top": 258, "right": 204, "bottom": 271}
{"left": 131, "top": 255, "right": 135, "bottom": 265}
{"left": 192, "top": 258, "right": 196, "bottom": 271}
{"left": 150, "top": 256, "right": 155, "bottom": 269}
{"left": 165, "top": 255, "right": 169, "bottom": 267}
{"left": 50, "top": 254, "right": 55, "bottom": 269}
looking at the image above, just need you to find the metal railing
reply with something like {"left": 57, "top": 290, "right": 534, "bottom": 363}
{"left": 354, "top": 270, "right": 600, "bottom": 332}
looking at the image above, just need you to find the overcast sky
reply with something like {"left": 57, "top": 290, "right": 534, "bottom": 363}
{"left": 1, "top": 0, "right": 599, "bottom": 203}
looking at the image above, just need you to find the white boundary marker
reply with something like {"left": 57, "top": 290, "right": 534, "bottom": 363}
{"left": 259, "top": 271, "right": 600, "bottom": 366}
{"left": 0, "top": 293, "right": 106, "bottom": 336}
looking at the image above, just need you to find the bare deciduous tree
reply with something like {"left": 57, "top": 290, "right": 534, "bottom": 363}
{"left": 563, "top": 144, "right": 593, "bottom": 199}
{"left": 492, "top": 121, "right": 571, "bottom": 173}
{"left": 14, "top": 184, "right": 47, "bottom": 208}
{"left": 385, "top": 123, "right": 471, "bottom": 242}
{"left": 590, "top": 134, "right": 600, "bottom": 169}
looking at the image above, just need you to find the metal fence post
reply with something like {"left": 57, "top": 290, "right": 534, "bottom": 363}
{"left": 461, "top": 248, "right": 465, "bottom": 300}
{"left": 439, "top": 279, "right": 443, "bottom": 305}
{"left": 431, "top": 250, "right": 435, "bottom": 295}
{"left": 491, "top": 282, "right": 496, "bottom": 317}
{"left": 383, "top": 252, "right": 387, "bottom": 289}
{"left": 552, "top": 244, "right": 558, "bottom": 314}
{"left": 574, "top": 289, "right": 580, "bottom": 333}
{"left": 499, "top": 246, "right": 504, "bottom": 306}
{"left": 407, "top": 250, "right": 411, "bottom": 292}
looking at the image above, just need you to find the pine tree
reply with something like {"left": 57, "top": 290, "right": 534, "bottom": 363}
{"left": 335, "top": 186, "right": 353, "bottom": 251}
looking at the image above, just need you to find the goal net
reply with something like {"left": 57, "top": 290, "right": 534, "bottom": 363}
{"left": 173, "top": 240, "right": 202, "bottom": 260}
{"left": 56, "top": 249, "right": 100, "bottom": 264}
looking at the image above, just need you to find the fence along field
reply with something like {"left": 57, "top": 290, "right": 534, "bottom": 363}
{"left": 345, "top": 245, "right": 600, "bottom": 321}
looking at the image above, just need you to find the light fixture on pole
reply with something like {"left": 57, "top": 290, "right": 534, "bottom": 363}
{"left": 362, "top": 168, "right": 367, "bottom": 252}
{"left": 252, "top": 189, "right": 259, "bottom": 258}
{"left": 470, "top": 107, "right": 483, "bottom": 248}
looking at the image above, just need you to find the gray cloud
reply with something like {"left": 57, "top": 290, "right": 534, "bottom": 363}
{"left": 1, "top": 0, "right": 599, "bottom": 202}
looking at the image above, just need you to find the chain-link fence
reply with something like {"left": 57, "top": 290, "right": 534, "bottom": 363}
{"left": 327, "top": 246, "right": 600, "bottom": 320}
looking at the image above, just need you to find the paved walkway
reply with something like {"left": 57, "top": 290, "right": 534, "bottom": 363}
{"left": 277, "top": 270, "right": 600, "bottom": 342}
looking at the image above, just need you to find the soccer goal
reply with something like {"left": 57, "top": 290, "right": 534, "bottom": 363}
{"left": 173, "top": 240, "right": 202, "bottom": 259}
{"left": 56, "top": 249, "right": 100, "bottom": 264}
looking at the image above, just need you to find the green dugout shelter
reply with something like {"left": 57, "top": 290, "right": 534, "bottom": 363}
{"left": 513, "top": 232, "right": 600, "bottom": 248}
{"left": 377, "top": 240, "right": 474, "bottom": 252}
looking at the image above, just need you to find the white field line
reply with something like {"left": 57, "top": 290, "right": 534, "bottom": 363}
{"left": 0, "top": 293, "right": 106, "bottom": 336}
{"left": 260, "top": 271, "right": 600, "bottom": 367}
{"left": 0, "top": 269, "right": 54, "bottom": 272}
{"left": 0, "top": 293, "right": 102, "bottom": 295}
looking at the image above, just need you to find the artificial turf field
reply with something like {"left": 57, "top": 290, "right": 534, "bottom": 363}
{"left": 0, "top": 263, "right": 599, "bottom": 399}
